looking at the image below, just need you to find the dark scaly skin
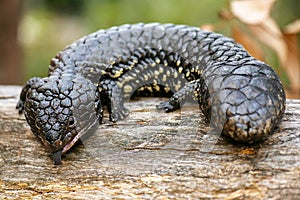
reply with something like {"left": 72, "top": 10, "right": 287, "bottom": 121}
{"left": 16, "top": 23, "right": 286, "bottom": 165}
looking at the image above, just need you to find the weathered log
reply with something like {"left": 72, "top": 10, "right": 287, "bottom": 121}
{"left": 0, "top": 86, "right": 299, "bottom": 199}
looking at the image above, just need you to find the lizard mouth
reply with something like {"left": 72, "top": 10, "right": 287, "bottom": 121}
{"left": 51, "top": 121, "right": 98, "bottom": 165}
{"left": 62, "top": 120, "right": 99, "bottom": 154}
{"left": 49, "top": 120, "right": 97, "bottom": 165}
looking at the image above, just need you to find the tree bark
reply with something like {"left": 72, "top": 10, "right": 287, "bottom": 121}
{"left": 0, "top": 86, "right": 299, "bottom": 199}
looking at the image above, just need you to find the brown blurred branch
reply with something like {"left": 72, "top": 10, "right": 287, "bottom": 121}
{"left": 0, "top": 0, "right": 22, "bottom": 84}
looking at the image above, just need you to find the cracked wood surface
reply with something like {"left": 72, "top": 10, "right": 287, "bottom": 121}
{"left": 0, "top": 86, "right": 299, "bottom": 199}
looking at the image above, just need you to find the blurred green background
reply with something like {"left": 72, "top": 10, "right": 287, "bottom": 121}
{"left": 0, "top": 0, "right": 299, "bottom": 97}
{"left": 18, "top": 0, "right": 298, "bottom": 80}
{"left": 20, "top": 0, "right": 229, "bottom": 81}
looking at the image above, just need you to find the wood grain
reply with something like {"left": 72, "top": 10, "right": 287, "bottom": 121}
{"left": 0, "top": 86, "right": 299, "bottom": 199}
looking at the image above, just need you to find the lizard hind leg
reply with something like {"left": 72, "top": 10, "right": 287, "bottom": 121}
{"left": 156, "top": 79, "right": 202, "bottom": 113}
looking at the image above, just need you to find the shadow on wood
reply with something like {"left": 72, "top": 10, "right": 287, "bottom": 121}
{"left": 0, "top": 86, "right": 299, "bottom": 199}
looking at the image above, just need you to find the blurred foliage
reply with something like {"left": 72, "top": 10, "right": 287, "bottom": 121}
{"left": 20, "top": 0, "right": 228, "bottom": 81}
{"left": 82, "top": 0, "right": 228, "bottom": 29}
{"left": 272, "top": 0, "right": 299, "bottom": 28}
{"left": 19, "top": 0, "right": 299, "bottom": 97}
{"left": 25, "top": 0, "right": 84, "bottom": 15}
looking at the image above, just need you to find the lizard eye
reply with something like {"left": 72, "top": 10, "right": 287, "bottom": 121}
{"left": 68, "top": 116, "right": 76, "bottom": 127}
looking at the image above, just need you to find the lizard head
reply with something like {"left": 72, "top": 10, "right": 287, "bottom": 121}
{"left": 23, "top": 73, "right": 102, "bottom": 165}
